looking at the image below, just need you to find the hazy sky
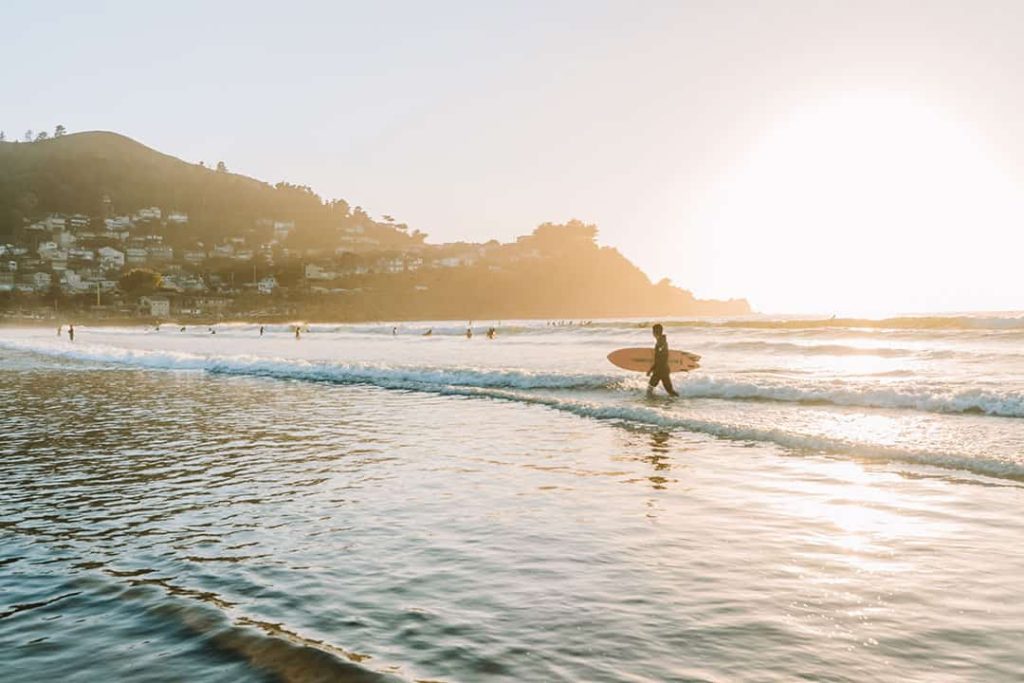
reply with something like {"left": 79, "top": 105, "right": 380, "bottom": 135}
{"left": 4, "top": 0, "right": 1023, "bottom": 313}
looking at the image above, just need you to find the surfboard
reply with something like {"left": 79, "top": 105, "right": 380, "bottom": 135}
{"left": 607, "top": 347, "right": 701, "bottom": 373}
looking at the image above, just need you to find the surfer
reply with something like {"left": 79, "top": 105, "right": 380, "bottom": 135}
{"left": 260, "top": 325, "right": 264, "bottom": 337}
{"left": 646, "top": 323, "right": 678, "bottom": 397}
{"left": 68, "top": 324, "right": 75, "bottom": 342}
{"left": 423, "top": 328, "right": 432, "bottom": 337}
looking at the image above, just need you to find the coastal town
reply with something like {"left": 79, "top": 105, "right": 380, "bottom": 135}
{"left": 0, "top": 206, "right": 515, "bottom": 320}
{"left": 0, "top": 131, "right": 750, "bottom": 322}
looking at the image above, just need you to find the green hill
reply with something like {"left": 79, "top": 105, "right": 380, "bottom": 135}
{"left": 0, "top": 131, "right": 417, "bottom": 248}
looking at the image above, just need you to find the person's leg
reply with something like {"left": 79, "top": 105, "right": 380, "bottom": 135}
{"left": 661, "top": 373, "right": 678, "bottom": 397}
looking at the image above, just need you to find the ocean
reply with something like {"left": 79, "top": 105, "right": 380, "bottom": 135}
{"left": 1, "top": 316, "right": 1022, "bottom": 681}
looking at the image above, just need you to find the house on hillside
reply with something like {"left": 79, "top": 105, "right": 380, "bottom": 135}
{"left": 257, "top": 276, "right": 278, "bottom": 294}
{"left": 166, "top": 211, "right": 189, "bottom": 224}
{"left": 134, "top": 207, "right": 161, "bottom": 221}
{"left": 304, "top": 264, "right": 335, "bottom": 280}
{"left": 98, "top": 247, "right": 125, "bottom": 270}
{"left": 18, "top": 272, "right": 51, "bottom": 292}
{"left": 37, "top": 242, "right": 67, "bottom": 261}
{"left": 139, "top": 295, "right": 171, "bottom": 317}
{"left": 125, "top": 247, "right": 149, "bottom": 265}
{"left": 147, "top": 245, "right": 174, "bottom": 262}
{"left": 273, "top": 221, "right": 295, "bottom": 241}
{"left": 69, "top": 215, "right": 90, "bottom": 230}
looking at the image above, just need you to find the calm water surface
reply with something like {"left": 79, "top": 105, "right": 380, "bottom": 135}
{"left": 1, "top": 319, "right": 1023, "bottom": 681}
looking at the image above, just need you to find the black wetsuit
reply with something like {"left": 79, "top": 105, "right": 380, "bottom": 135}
{"left": 649, "top": 334, "right": 678, "bottom": 396}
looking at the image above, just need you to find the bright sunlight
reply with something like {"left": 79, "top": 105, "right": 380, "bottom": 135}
{"left": 700, "top": 92, "right": 1024, "bottom": 314}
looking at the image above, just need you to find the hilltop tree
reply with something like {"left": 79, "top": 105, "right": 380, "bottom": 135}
{"left": 24, "top": 130, "right": 32, "bottom": 142}
{"left": 0, "top": 131, "right": 5, "bottom": 142}
{"left": 35, "top": 131, "right": 48, "bottom": 142}
{"left": 119, "top": 268, "right": 162, "bottom": 295}
{"left": 216, "top": 161, "right": 227, "bottom": 173}
{"left": 54, "top": 125, "right": 66, "bottom": 137}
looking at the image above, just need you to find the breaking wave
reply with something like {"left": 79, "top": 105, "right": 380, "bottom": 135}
{"left": 3, "top": 339, "right": 1021, "bottom": 418}
{"left": 673, "top": 376, "right": 1024, "bottom": 418}
{"left": 3, "top": 338, "right": 1023, "bottom": 480}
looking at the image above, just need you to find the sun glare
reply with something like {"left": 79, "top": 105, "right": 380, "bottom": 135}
{"left": 700, "top": 93, "right": 1024, "bottom": 314}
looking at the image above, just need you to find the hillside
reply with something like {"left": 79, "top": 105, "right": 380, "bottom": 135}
{"left": 0, "top": 131, "right": 419, "bottom": 249}
{"left": 0, "top": 132, "right": 750, "bottom": 319}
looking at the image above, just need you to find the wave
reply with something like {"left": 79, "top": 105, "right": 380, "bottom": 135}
{"left": 457, "top": 389, "right": 1024, "bottom": 482}
{"left": 674, "top": 376, "right": 1024, "bottom": 418}
{"left": 64, "top": 570, "right": 400, "bottom": 683}
{"left": 0, "top": 339, "right": 619, "bottom": 391}
{"left": 4, "top": 339, "right": 1022, "bottom": 417}
{"left": 703, "top": 340, "right": 920, "bottom": 357}
{"left": 655, "top": 315, "right": 1024, "bottom": 331}
{"left": 4, "top": 338, "right": 1023, "bottom": 480}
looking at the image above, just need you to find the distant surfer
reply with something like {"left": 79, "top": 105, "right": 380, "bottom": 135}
{"left": 68, "top": 324, "right": 75, "bottom": 342}
{"left": 423, "top": 328, "right": 432, "bottom": 336}
{"left": 486, "top": 327, "right": 496, "bottom": 339}
{"left": 466, "top": 326, "right": 473, "bottom": 339}
{"left": 295, "top": 326, "right": 301, "bottom": 340}
{"left": 393, "top": 326, "right": 398, "bottom": 336}
{"left": 260, "top": 325, "right": 264, "bottom": 337}
{"left": 646, "top": 324, "right": 678, "bottom": 397}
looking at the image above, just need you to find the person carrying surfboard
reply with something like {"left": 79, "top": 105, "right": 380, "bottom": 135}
{"left": 647, "top": 324, "right": 679, "bottom": 397}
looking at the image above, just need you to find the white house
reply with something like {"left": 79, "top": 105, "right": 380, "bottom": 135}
{"left": 273, "top": 220, "right": 295, "bottom": 241}
{"left": 42, "top": 215, "right": 67, "bottom": 230}
{"left": 37, "top": 242, "right": 64, "bottom": 260}
{"left": 68, "top": 247, "right": 95, "bottom": 262}
{"left": 68, "top": 215, "right": 90, "bottom": 229}
{"left": 139, "top": 296, "right": 170, "bottom": 317}
{"left": 379, "top": 257, "right": 405, "bottom": 273}
{"left": 146, "top": 245, "right": 174, "bottom": 262}
{"left": 304, "top": 263, "right": 335, "bottom": 280}
{"left": 105, "top": 216, "right": 132, "bottom": 231}
{"left": 166, "top": 211, "right": 189, "bottom": 224}
{"left": 134, "top": 207, "right": 161, "bottom": 221}
{"left": 257, "top": 276, "right": 278, "bottom": 294}
{"left": 20, "top": 272, "right": 52, "bottom": 291}
{"left": 98, "top": 247, "right": 125, "bottom": 269}
{"left": 125, "top": 247, "right": 149, "bottom": 265}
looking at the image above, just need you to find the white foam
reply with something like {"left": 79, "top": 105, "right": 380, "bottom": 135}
{"left": 673, "top": 376, "right": 1024, "bottom": 418}
{"left": 4, "top": 337, "right": 1023, "bottom": 481}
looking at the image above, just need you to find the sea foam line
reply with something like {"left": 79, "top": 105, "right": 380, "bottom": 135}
{"left": 674, "top": 376, "right": 1024, "bottom": 418}
{"left": 4, "top": 338, "right": 1024, "bottom": 482}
